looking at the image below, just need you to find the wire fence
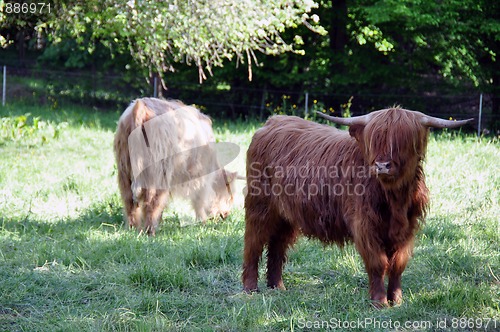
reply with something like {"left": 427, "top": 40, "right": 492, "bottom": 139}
{"left": 1, "top": 65, "right": 495, "bottom": 133}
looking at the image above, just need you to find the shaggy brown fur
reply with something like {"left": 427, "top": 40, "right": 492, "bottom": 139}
{"left": 114, "top": 98, "right": 237, "bottom": 235}
{"left": 242, "top": 107, "right": 470, "bottom": 307}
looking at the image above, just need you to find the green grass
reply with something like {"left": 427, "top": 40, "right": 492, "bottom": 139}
{"left": 0, "top": 103, "right": 499, "bottom": 331}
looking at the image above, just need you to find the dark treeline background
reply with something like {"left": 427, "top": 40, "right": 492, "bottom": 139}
{"left": 1, "top": 0, "right": 498, "bottom": 130}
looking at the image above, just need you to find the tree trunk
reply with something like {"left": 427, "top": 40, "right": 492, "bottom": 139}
{"left": 149, "top": 72, "right": 165, "bottom": 98}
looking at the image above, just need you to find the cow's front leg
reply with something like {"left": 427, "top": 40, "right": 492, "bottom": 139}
{"left": 387, "top": 273, "right": 402, "bottom": 305}
{"left": 368, "top": 272, "right": 388, "bottom": 308}
{"left": 387, "top": 241, "right": 413, "bottom": 305}
{"left": 354, "top": 238, "right": 389, "bottom": 308}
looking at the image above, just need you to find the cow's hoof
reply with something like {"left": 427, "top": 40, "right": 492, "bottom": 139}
{"left": 243, "top": 285, "right": 259, "bottom": 294}
{"left": 370, "top": 297, "right": 389, "bottom": 309}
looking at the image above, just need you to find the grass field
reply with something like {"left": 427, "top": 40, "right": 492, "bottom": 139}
{"left": 0, "top": 102, "right": 499, "bottom": 331}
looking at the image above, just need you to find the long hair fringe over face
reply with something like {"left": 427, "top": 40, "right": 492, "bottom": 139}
{"left": 357, "top": 108, "right": 429, "bottom": 188}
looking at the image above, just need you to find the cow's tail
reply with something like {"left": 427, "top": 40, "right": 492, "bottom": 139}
{"left": 114, "top": 103, "right": 140, "bottom": 227}
{"left": 114, "top": 99, "right": 156, "bottom": 210}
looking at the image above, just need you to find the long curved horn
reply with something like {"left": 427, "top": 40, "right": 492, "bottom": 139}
{"left": 315, "top": 111, "right": 370, "bottom": 126}
{"left": 419, "top": 114, "right": 474, "bottom": 128}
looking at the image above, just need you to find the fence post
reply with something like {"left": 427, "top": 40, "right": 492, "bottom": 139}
{"left": 259, "top": 87, "right": 267, "bottom": 121}
{"left": 304, "top": 92, "right": 309, "bottom": 118}
{"left": 477, "top": 93, "right": 483, "bottom": 137}
{"left": 153, "top": 76, "right": 158, "bottom": 98}
{"left": 2, "top": 65, "right": 6, "bottom": 107}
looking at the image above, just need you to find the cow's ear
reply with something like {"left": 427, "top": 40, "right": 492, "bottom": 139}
{"left": 348, "top": 124, "right": 364, "bottom": 141}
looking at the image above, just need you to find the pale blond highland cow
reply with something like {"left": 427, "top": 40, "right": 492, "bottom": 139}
{"left": 114, "top": 98, "right": 238, "bottom": 235}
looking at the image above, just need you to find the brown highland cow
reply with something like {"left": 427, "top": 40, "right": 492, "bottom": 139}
{"left": 242, "top": 107, "right": 472, "bottom": 307}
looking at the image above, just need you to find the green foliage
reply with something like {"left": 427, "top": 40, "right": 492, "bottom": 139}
{"left": 43, "top": 0, "right": 324, "bottom": 85}
{"left": 0, "top": 1, "right": 6, "bottom": 47}
{"left": 353, "top": 0, "right": 499, "bottom": 90}
{"left": 0, "top": 112, "right": 66, "bottom": 146}
{"left": 235, "top": 0, "right": 498, "bottom": 99}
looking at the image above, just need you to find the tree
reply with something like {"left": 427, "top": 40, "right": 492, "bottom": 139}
{"left": 0, "top": 0, "right": 52, "bottom": 64}
{"left": 43, "top": 0, "right": 323, "bottom": 90}
{"left": 212, "top": 0, "right": 498, "bottom": 124}
{"left": 356, "top": 0, "right": 499, "bottom": 125}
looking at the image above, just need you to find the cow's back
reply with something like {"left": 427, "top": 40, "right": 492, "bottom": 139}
{"left": 245, "top": 115, "right": 357, "bottom": 244}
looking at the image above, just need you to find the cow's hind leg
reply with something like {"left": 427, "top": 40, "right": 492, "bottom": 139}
{"left": 266, "top": 219, "right": 298, "bottom": 290}
{"left": 242, "top": 208, "right": 270, "bottom": 292}
{"left": 117, "top": 173, "right": 142, "bottom": 230}
{"left": 123, "top": 189, "right": 141, "bottom": 230}
{"left": 143, "top": 189, "right": 169, "bottom": 236}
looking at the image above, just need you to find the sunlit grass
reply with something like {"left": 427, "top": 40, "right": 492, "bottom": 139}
{"left": 0, "top": 103, "right": 498, "bottom": 331}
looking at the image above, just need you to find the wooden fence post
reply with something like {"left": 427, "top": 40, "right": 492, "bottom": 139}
{"left": 304, "top": 92, "right": 309, "bottom": 118}
{"left": 2, "top": 65, "right": 6, "bottom": 106}
{"left": 153, "top": 76, "right": 158, "bottom": 98}
{"left": 477, "top": 93, "right": 483, "bottom": 137}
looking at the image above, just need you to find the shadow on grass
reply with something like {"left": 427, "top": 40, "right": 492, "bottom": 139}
{"left": 0, "top": 195, "right": 247, "bottom": 274}
{"left": 0, "top": 199, "right": 248, "bottom": 330}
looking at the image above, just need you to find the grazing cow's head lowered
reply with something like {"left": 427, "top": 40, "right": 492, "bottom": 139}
{"left": 317, "top": 109, "right": 472, "bottom": 188}
{"left": 242, "top": 107, "right": 472, "bottom": 307}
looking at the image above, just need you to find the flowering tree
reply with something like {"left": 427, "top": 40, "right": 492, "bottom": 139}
{"left": 48, "top": 0, "right": 323, "bottom": 87}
